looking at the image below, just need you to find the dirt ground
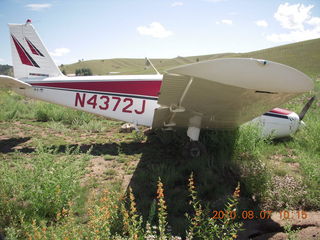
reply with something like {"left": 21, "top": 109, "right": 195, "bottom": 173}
{"left": 239, "top": 211, "right": 320, "bottom": 239}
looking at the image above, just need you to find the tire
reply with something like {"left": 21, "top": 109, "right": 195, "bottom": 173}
{"left": 183, "top": 141, "right": 207, "bottom": 158}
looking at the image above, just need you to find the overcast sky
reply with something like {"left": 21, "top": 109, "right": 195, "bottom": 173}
{"left": 0, "top": 0, "right": 319, "bottom": 65}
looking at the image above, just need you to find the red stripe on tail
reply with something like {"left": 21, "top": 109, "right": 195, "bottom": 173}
{"left": 12, "top": 35, "right": 33, "bottom": 66}
{"left": 26, "top": 39, "right": 38, "bottom": 55}
{"left": 11, "top": 35, "right": 40, "bottom": 68}
{"left": 26, "top": 38, "right": 44, "bottom": 57}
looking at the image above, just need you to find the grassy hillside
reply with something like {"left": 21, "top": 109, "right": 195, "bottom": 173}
{"left": 235, "top": 38, "right": 320, "bottom": 78}
{"left": 61, "top": 38, "right": 320, "bottom": 78}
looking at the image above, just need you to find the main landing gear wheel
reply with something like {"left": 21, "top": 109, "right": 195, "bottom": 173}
{"left": 183, "top": 141, "right": 207, "bottom": 158}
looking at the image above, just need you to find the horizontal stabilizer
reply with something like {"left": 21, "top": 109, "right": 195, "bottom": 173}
{"left": 0, "top": 75, "right": 32, "bottom": 89}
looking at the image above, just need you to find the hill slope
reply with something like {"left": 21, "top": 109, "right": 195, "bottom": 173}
{"left": 235, "top": 38, "right": 320, "bottom": 78}
{"left": 2, "top": 38, "right": 319, "bottom": 78}
{"left": 61, "top": 38, "right": 320, "bottom": 78}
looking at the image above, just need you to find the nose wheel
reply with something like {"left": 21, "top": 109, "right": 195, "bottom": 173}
{"left": 184, "top": 121, "right": 207, "bottom": 158}
{"left": 184, "top": 141, "right": 207, "bottom": 158}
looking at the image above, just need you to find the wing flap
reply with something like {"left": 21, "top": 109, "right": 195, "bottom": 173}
{"left": 157, "top": 74, "right": 190, "bottom": 106}
{"left": 0, "top": 75, "right": 32, "bottom": 89}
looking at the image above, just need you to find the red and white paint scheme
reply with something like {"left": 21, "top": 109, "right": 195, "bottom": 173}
{"left": 19, "top": 76, "right": 162, "bottom": 126}
{"left": 0, "top": 21, "right": 315, "bottom": 156}
{"left": 5, "top": 21, "right": 162, "bottom": 127}
{"left": 252, "top": 108, "right": 301, "bottom": 138}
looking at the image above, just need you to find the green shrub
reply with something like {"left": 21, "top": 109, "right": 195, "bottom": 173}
{"left": 0, "top": 145, "right": 89, "bottom": 229}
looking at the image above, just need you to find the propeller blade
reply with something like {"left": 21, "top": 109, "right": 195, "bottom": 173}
{"left": 299, "top": 96, "right": 316, "bottom": 120}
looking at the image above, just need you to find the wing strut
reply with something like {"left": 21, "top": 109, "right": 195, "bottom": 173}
{"left": 179, "top": 76, "right": 194, "bottom": 106}
{"left": 163, "top": 75, "right": 195, "bottom": 127}
{"left": 145, "top": 58, "right": 160, "bottom": 75}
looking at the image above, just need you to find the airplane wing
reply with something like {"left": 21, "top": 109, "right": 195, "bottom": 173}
{"left": 152, "top": 58, "right": 313, "bottom": 129}
{"left": 0, "top": 75, "right": 32, "bottom": 89}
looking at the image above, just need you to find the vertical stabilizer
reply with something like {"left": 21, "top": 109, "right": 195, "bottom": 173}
{"left": 9, "top": 21, "right": 63, "bottom": 80}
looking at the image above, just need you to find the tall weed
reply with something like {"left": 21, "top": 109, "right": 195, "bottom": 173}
{"left": 186, "top": 173, "right": 242, "bottom": 240}
{"left": 12, "top": 175, "right": 243, "bottom": 239}
{"left": 0, "top": 145, "right": 89, "bottom": 229}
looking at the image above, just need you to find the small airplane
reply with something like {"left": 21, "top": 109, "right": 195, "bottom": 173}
{"left": 0, "top": 20, "right": 315, "bottom": 157}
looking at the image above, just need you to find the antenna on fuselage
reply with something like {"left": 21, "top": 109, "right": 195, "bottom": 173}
{"left": 145, "top": 57, "right": 160, "bottom": 75}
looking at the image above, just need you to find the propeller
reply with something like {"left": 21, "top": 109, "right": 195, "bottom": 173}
{"left": 299, "top": 96, "right": 316, "bottom": 121}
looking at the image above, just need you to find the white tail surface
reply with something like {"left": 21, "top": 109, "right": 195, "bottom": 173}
{"left": 9, "top": 21, "right": 63, "bottom": 80}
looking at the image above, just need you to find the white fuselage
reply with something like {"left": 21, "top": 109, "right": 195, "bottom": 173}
{"left": 15, "top": 74, "right": 163, "bottom": 126}
{"left": 13, "top": 75, "right": 301, "bottom": 138}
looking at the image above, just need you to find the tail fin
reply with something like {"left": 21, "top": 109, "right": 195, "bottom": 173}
{"left": 9, "top": 20, "right": 63, "bottom": 80}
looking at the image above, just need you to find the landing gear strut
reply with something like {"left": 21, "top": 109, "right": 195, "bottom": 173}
{"left": 184, "top": 116, "right": 207, "bottom": 158}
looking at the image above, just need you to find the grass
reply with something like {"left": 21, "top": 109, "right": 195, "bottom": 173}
{"left": 0, "top": 90, "right": 35, "bottom": 121}
{"left": 104, "top": 169, "right": 117, "bottom": 177}
{"left": 104, "top": 154, "right": 115, "bottom": 161}
{"left": 0, "top": 145, "right": 90, "bottom": 230}
{"left": 284, "top": 220, "right": 300, "bottom": 240}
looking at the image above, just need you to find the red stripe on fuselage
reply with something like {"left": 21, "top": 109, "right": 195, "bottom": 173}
{"left": 31, "top": 81, "right": 162, "bottom": 97}
{"left": 270, "top": 108, "right": 292, "bottom": 115}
